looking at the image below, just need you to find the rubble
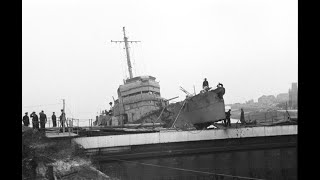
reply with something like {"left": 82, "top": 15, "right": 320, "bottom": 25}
{"left": 21, "top": 125, "right": 113, "bottom": 180}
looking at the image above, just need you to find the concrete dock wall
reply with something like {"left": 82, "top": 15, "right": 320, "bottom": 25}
{"left": 72, "top": 125, "right": 297, "bottom": 150}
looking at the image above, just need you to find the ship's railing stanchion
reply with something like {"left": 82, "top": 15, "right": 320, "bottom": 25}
{"left": 57, "top": 118, "right": 60, "bottom": 135}
{"left": 68, "top": 118, "right": 70, "bottom": 137}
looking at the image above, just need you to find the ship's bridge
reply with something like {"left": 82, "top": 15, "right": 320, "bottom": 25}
{"left": 116, "top": 75, "right": 166, "bottom": 123}
{"left": 118, "top": 75, "right": 161, "bottom": 101}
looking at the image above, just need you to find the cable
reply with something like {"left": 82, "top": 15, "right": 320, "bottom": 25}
{"left": 66, "top": 105, "right": 74, "bottom": 118}
{"left": 119, "top": 43, "right": 127, "bottom": 80}
{"left": 23, "top": 103, "right": 61, "bottom": 108}
{"left": 104, "top": 157, "right": 266, "bottom": 180}
{"left": 131, "top": 42, "right": 137, "bottom": 76}
{"left": 139, "top": 42, "right": 147, "bottom": 75}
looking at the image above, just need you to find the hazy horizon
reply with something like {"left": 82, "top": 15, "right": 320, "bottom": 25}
{"left": 22, "top": 0, "right": 298, "bottom": 119}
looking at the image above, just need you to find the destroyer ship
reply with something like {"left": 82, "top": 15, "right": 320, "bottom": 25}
{"left": 94, "top": 27, "right": 226, "bottom": 130}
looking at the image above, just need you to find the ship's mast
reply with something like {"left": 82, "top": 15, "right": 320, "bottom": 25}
{"left": 111, "top": 27, "right": 141, "bottom": 79}
{"left": 123, "top": 27, "right": 133, "bottom": 79}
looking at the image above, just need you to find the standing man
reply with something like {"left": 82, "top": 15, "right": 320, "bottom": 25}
{"left": 52, "top": 112, "right": 57, "bottom": 127}
{"left": 22, "top": 112, "right": 30, "bottom": 127}
{"left": 202, "top": 78, "right": 209, "bottom": 91}
{"left": 39, "top": 110, "right": 47, "bottom": 132}
{"left": 30, "top": 112, "right": 39, "bottom": 130}
{"left": 226, "top": 109, "right": 231, "bottom": 127}
{"left": 60, "top": 109, "right": 66, "bottom": 129}
{"left": 223, "top": 115, "right": 227, "bottom": 127}
{"left": 240, "top": 108, "right": 245, "bottom": 125}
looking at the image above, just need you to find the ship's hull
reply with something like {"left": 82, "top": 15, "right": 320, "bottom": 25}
{"left": 183, "top": 89, "right": 226, "bottom": 124}
{"left": 176, "top": 87, "right": 226, "bottom": 129}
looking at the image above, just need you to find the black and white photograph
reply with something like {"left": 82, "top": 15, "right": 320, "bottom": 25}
{"left": 22, "top": 0, "right": 298, "bottom": 179}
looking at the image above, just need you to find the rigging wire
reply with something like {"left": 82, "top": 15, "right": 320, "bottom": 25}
{"left": 121, "top": 43, "right": 128, "bottom": 79}
{"left": 23, "top": 103, "right": 62, "bottom": 108}
{"left": 66, "top": 105, "right": 74, "bottom": 118}
{"left": 131, "top": 43, "right": 137, "bottom": 76}
{"left": 104, "top": 157, "right": 266, "bottom": 180}
{"left": 118, "top": 42, "right": 126, "bottom": 80}
{"left": 139, "top": 41, "right": 148, "bottom": 75}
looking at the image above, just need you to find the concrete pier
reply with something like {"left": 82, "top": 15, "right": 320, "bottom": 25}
{"left": 72, "top": 125, "right": 297, "bottom": 151}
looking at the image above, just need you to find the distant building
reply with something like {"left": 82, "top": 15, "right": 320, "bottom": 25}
{"left": 258, "top": 95, "right": 277, "bottom": 105}
{"left": 288, "top": 82, "right": 298, "bottom": 109}
{"left": 276, "top": 93, "right": 289, "bottom": 103}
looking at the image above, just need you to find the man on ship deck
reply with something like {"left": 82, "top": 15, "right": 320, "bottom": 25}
{"left": 203, "top": 78, "right": 209, "bottom": 91}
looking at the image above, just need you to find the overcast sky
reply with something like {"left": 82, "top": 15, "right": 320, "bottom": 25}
{"left": 22, "top": 0, "right": 298, "bottom": 119}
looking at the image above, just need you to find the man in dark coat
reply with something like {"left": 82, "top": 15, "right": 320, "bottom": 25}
{"left": 240, "top": 108, "right": 245, "bottom": 125}
{"left": 52, "top": 112, "right": 57, "bottom": 127}
{"left": 226, "top": 109, "right": 231, "bottom": 127}
{"left": 30, "top": 112, "right": 39, "bottom": 130}
{"left": 202, "top": 78, "right": 209, "bottom": 90}
{"left": 39, "top": 110, "right": 47, "bottom": 131}
{"left": 216, "top": 83, "right": 225, "bottom": 99}
{"left": 223, "top": 115, "right": 227, "bottom": 127}
{"left": 60, "top": 109, "right": 66, "bottom": 128}
{"left": 22, "top": 112, "right": 30, "bottom": 126}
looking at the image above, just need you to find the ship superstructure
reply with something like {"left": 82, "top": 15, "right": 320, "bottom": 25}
{"left": 95, "top": 27, "right": 226, "bottom": 129}
{"left": 113, "top": 75, "right": 167, "bottom": 124}
{"left": 95, "top": 27, "right": 166, "bottom": 126}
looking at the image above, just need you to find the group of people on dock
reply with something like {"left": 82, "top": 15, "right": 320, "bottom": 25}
{"left": 22, "top": 109, "right": 67, "bottom": 131}
{"left": 224, "top": 108, "right": 246, "bottom": 127}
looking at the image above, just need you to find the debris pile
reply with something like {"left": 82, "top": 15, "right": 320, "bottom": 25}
{"left": 134, "top": 100, "right": 194, "bottom": 129}
{"left": 21, "top": 125, "right": 113, "bottom": 179}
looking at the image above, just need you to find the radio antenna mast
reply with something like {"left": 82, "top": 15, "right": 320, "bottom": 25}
{"left": 111, "top": 27, "right": 141, "bottom": 79}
